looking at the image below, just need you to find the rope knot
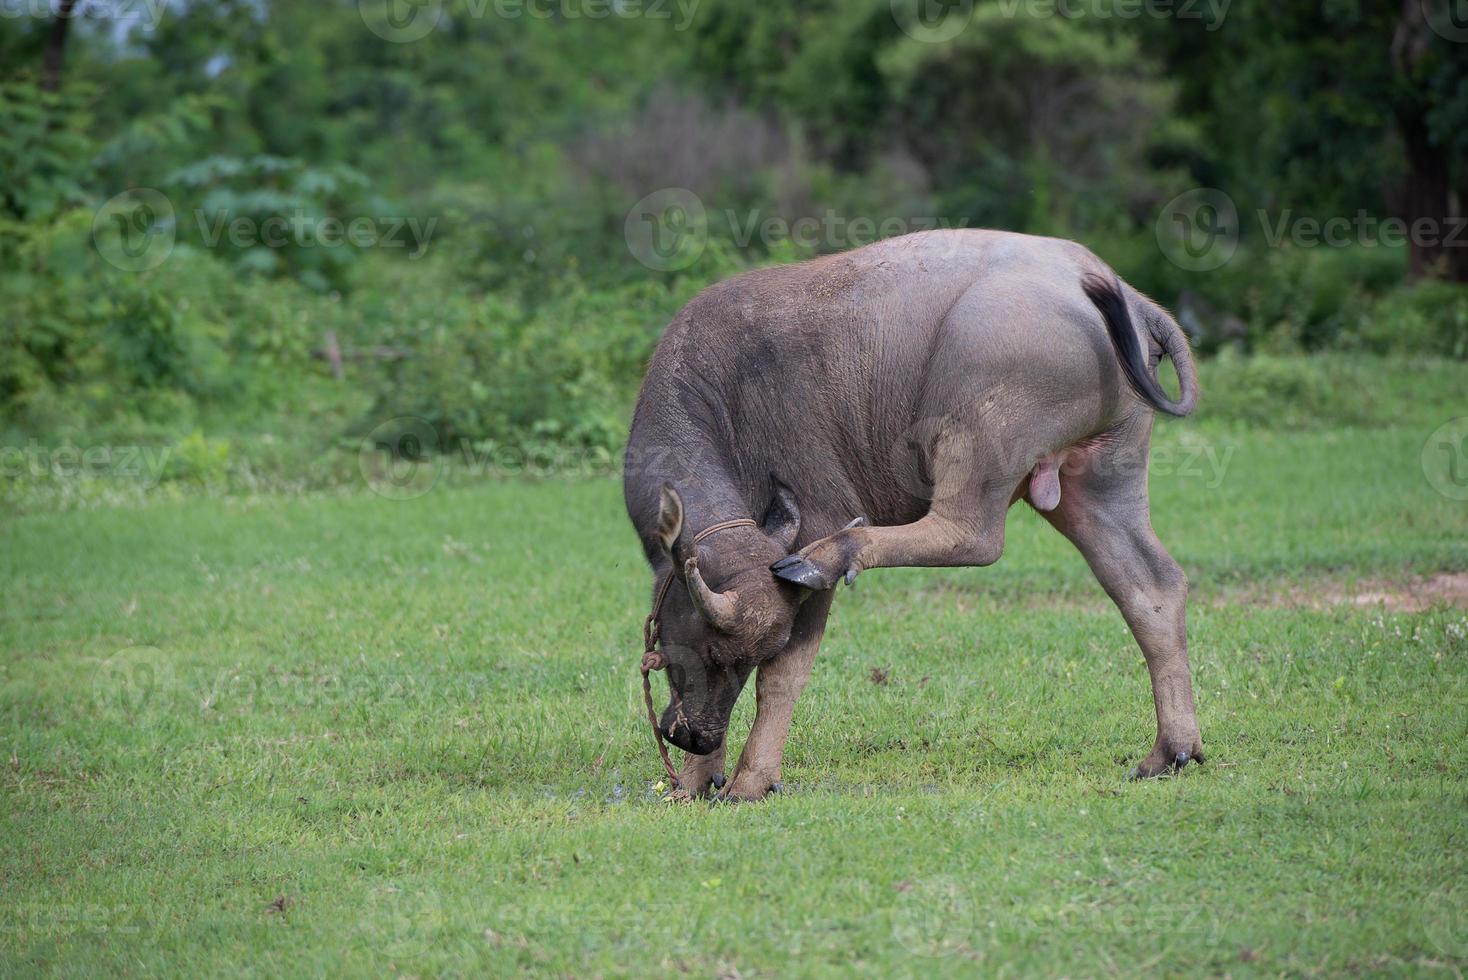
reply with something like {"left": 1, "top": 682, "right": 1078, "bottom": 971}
{"left": 636, "top": 516, "right": 757, "bottom": 792}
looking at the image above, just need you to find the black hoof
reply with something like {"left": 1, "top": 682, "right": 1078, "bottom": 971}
{"left": 770, "top": 781, "right": 783, "bottom": 794}
{"left": 1174, "top": 751, "right": 1190, "bottom": 769}
{"left": 771, "top": 555, "right": 832, "bottom": 590}
{"left": 711, "top": 773, "right": 726, "bottom": 790}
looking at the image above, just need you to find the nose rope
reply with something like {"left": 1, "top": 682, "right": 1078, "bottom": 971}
{"left": 640, "top": 517, "right": 758, "bottom": 789}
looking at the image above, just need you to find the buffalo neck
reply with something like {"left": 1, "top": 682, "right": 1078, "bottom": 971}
{"left": 624, "top": 415, "right": 757, "bottom": 555}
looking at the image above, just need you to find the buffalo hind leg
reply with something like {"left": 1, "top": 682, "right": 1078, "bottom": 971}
{"left": 1041, "top": 465, "right": 1204, "bottom": 777}
{"left": 720, "top": 590, "right": 834, "bottom": 801}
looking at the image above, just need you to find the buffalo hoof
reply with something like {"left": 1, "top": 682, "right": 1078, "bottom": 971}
{"left": 1128, "top": 745, "right": 1206, "bottom": 780}
{"left": 771, "top": 520, "right": 867, "bottom": 591}
{"left": 673, "top": 773, "right": 727, "bottom": 801}
{"left": 770, "top": 554, "right": 837, "bottom": 590}
{"left": 711, "top": 790, "right": 774, "bottom": 805}
{"left": 711, "top": 772, "right": 782, "bottom": 803}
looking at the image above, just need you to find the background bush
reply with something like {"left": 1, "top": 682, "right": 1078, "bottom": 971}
{"left": 1, "top": 0, "right": 1465, "bottom": 489}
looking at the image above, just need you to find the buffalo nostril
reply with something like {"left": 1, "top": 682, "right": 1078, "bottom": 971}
{"left": 691, "top": 731, "right": 725, "bottom": 756}
{"left": 660, "top": 721, "right": 702, "bottom": 754}
{"left": 663, "top": 725, "right": 722, "bottom": 756}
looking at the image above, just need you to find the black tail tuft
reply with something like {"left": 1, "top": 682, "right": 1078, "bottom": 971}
{"left": 1081, "top": 273, "right": 1194, "bottom": 417}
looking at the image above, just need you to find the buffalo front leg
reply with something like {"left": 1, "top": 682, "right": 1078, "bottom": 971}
{"left": 1042, "top": 484, "right": 1204, "bottom": 778}
{"left": 771, "top": 506, "right": 1009, "bottom": 591}
{"left": 666, "top": 738, "right": 726, "bottom": 801}
{"left": 721, "top": 590, "right": 834, "bottom": 801}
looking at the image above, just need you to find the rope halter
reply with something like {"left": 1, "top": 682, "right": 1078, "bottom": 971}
{"left": 639, "top": 517, "right": 758, "bottom": 787}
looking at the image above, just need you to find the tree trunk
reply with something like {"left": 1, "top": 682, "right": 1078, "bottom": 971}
{"left": 1391, "top": 0, "right": 1467, "bottom": 282}
{"left": 1395, "top": 109, "right": 1465, "bottom": 281}
{"left": 41, "top": 0, "right": 79, "bottom": 92}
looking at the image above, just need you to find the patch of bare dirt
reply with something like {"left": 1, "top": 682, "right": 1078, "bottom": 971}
{"left": 923, "top": 572, "right": 1468, "bottom": 614}
{"left": 1218, "top": 572, "right": 1468, "bottom": 614}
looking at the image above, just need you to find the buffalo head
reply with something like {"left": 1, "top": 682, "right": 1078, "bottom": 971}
{"left": 650, "top": 480, "right": 806, "bottom": 755}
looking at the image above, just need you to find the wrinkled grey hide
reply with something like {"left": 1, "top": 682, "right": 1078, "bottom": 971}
{"left": 624, "top": 229, "right": 1203, "bottom": 800}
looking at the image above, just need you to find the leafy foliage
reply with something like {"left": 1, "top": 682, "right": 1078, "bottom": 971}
{"left": 165, "top": 153, "right": 380, "bottom": 291}
{"left": 0, "top": 80, "right": 93, "bottom": 221}
{"left": 0, "top": 0, "right": 1465, "bottom": 461}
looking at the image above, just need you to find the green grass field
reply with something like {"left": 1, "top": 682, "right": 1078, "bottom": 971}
{"left": 4, "top": 358, "right": 1468, "bottom": 976}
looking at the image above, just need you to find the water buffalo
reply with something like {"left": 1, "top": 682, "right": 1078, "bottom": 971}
{"left": 624, "top": 229, "right": 1203, "bottom": 801}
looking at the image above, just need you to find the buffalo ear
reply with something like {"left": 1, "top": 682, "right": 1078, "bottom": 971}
{"left": 761, "top": 477, "right": 801, "bottom": 551}
{"left": 655, "top": 484, "right": 684, "bottom": 554}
